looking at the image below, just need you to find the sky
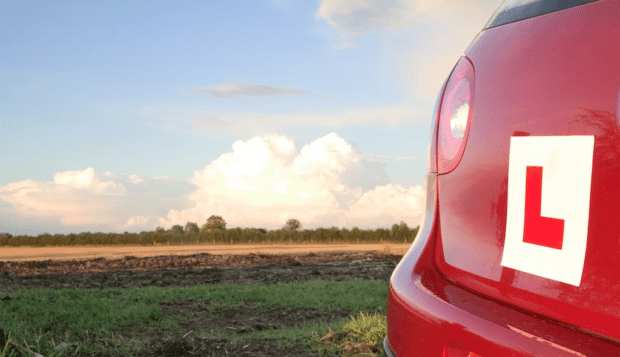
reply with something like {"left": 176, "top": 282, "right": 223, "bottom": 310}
{"left": 0, "top": 0, "right": 502, "bottom": 235}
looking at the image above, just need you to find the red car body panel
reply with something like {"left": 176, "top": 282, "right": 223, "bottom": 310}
{"left": 387, "top": 176, "right": 620, "bottom": 356}
{"left": 387, "top": 0, "right": 620, "bottom": 355}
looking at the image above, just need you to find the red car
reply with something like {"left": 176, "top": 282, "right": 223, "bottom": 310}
{"left": 385, "top": 0, "right": 620, "bottom": 356}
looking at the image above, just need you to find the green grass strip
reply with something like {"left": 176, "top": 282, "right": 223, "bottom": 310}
{"left": 0, "top": 279, "right": 387, "bottom": 356}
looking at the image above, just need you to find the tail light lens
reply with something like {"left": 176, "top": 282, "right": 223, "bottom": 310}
{"left": 432, "top": 56, "right": 475, "bottom": 174}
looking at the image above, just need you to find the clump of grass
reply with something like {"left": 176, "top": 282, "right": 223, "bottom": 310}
{"left": 311, "top": 311, "right": 386, "bottom": 356}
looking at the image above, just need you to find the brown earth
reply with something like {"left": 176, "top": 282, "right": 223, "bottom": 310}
{"left": 0, "top": 250, "right": 402, "bottom": 278}
{"left": 0, "top": 251, "right": 403, "bottom": 357}
{"left": 0, "top": 243, "right": 411, "bottom": 262}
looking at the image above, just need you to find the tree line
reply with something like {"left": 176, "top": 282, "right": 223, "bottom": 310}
{"left": 0, "top": 216, "right": 419, "bottom": 247}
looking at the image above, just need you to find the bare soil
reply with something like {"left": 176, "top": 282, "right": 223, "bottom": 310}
{"left": 0, "top": 251, "right": 401, "bottom": 288}
{"left": 0, "top": 244, "right": 411, "bottom": 262}
{"left": 107, "top": 300, "right": 356, "bottom": 357}
{"left": 0, "top": 251, "right": 402, "bottom": 357}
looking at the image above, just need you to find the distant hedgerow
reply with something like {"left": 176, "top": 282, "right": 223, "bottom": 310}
{"left": 0, "top": 224, "right": 418, "bottom": 247}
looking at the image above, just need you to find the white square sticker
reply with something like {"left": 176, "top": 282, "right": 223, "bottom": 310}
{"left": 501, "top": 136, "right": 594, "bottom": 286}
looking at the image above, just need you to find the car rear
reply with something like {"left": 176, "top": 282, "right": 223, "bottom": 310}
{"left": 385, "top": 0, "right": 620, "bottom": 356}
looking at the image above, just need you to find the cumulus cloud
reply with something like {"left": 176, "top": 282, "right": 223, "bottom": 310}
{"left": 182, "top": 82, "right": 323, "bottom": 99}
{"left": 123, "top": 215, "right": 157, "bottom": 232}
{"left": 0, "top": 135, "right": 425, "bottom": 234}
{"left": 0, "top": 169, "right": 126, "bottom": 226}
{"left": 53, "top": 167, "right": 126, "bottom": 194}
{"left": 158, "top": 133, "right": 424, "bottom": 230}
{"left": 344, "top": 184, "right": 425, "bottom": 227}
{"left": 129, "top": 174, "right": 144, "bottom": 184}
{"left": 0, "top": 168, "right": 194, "bottom": 233}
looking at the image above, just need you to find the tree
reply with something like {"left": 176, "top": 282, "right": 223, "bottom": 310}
{"left": 391, "top": 221, "right": 412, "bottom": 241}
{"left": 155, "top": 226, "right": 165, "bottom": 233}
{"left": 284, "top": 218, "right": 301, "bottom": 232}
{"left": 201, "top": 215, "right": 226, "bottom": 232}
{"left": 170, "top": 224, "right": 184, "bottom": 234}
{"left": 184, "top": 222, "right": 199, "bottom": 234}
{"left": 391, "top": 221, "right": 409, "bottom": 234}
{"left": 391, "top": 223, "right": 399, "bottom": 235}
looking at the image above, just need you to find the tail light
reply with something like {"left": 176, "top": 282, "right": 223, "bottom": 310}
{"left": 429, "top": 56, "right": 475, "bottom": 174}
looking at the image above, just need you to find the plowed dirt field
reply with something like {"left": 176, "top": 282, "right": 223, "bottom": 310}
{"left": 0, "top": 243, "right": 411, "bottom": 262}
{"left": 0, "top": 250, "right": 402, "bottom": 291}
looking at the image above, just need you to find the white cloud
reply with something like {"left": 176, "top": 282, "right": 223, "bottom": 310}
{"left": 344, "top": 184, "right": 425, "bottom": 227}
{"left": 123, "top": 215, "right": 156, "bottom": 231}
{"left": 125, "top": 215, "right": 151, "bottom": 226}
{"left": 0, "top": 135, "right": 426, "bottom": 234}
{"left": 158, "top": 133, "right": 424, "bottom": 229}
{"left": 181, "top": 81, "right": 324, "bottom": 99}
{"left": 0, "top": 168, "right": 194, "bottom": 233}
{"left": 129, "top": 174, "right": 144, "bottom": 184}
{"left": 54, "top": 167, "right": 97, "bottom": 186}
{"left": 53, "top": 167, "right": 125, "bottom": 194}
{"left": 0, "top": 169, "right": 126, "bottom": 225}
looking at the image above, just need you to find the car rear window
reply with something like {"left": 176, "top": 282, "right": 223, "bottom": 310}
{"left": 484, "top": 0, "right": 600, "bottom": 29}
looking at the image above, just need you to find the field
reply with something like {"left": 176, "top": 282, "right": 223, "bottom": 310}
{"left": 0, "top": 250, "right": 403, "bottom": 357}
{"left": 0, "top": 243, "right": 411, "bottom": 262}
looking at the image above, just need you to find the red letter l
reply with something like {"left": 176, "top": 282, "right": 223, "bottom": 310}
{"left": 523, "top": 166, "right": 565, "bottom": 249}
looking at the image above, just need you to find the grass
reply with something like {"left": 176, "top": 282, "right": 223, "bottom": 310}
{"left": 308, "top": 312, "right": 387, "bottom": 356}
{"left": 0, "top": 279, "right": 388, "bottom": 356}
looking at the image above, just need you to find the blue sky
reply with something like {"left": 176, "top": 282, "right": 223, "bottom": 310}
{"left": 0, "top": 0, "right": 501, "bottom": 235}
